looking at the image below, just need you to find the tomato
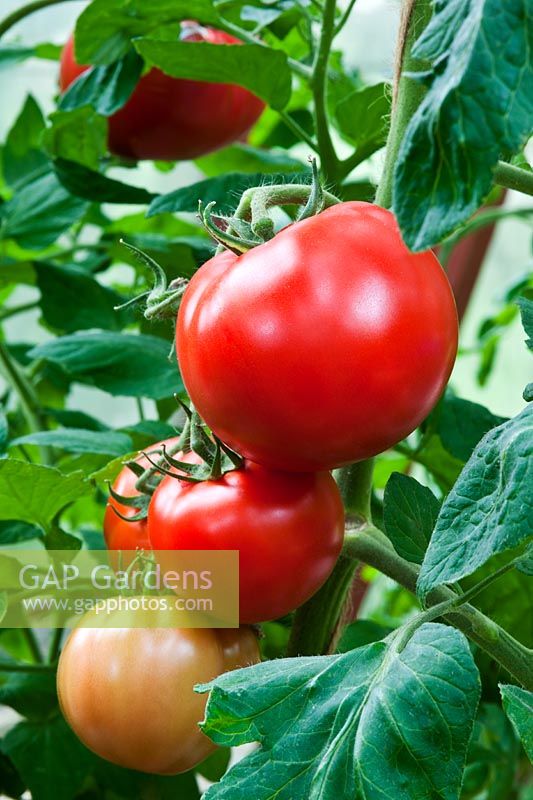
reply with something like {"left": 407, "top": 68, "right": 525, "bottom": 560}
{"left": 177, "top": 202, "right": 458, "bottom": 471}
{"left": 148, "top": 460, "right": 344, "bottom": 624}
{"left": 103, "top": 437, "right": 181, "bottom": 553}
{"left": 59, "top": 25, "right": 265, "bottom": 161}
{"left": 58, "top": 618, "right": 260, "bottom": 774}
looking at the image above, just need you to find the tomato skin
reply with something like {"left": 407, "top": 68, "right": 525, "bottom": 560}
{"left": 148, "top": 461, "right": 345, "bottom": 624}
{"left": 59, "top": 29, "right": 265, "bottom": 161}
{"left": 176, "top": 202, "right": 458, "bottom": 471}
{"left": 103, "top": 437, "right": 182, "bottom": 553}
{"left": 57, "top": 620, "right": 260, "bottom": 775}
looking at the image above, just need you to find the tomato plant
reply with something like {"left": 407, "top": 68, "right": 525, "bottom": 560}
{"left": 148, "top": 460, "right": 345, "bottom": 623}
{"left": 59, "top": 26, "right": 265, "bottom": 161}
{"left": 57, "top": 618, "right": 260, "bottom": 774}
{"left": 0, "top": 0, "right": 531, "bottom": 798}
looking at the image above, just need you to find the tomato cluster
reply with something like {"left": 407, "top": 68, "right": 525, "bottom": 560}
{"left": 59, "top": 25, "right": 265, "bottom": 161}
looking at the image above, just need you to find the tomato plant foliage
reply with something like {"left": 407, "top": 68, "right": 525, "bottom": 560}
{"left": 0, "top": 0, "right": 531, "bottom": 797}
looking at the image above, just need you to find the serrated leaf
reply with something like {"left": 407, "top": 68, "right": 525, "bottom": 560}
{"left": 75, "top": 0, "right": 220, "bottom": 64}
{"left": 35, "top": 261, "right": 126, "bottom": 332}
{"left": 148, "top": 172, "right": 301, "bottom": 215}
{"left": 437, "top": 393, "right": 507, "bottom": 462}
{"left": 393, "top": 0, "right": 533, "bottom": 250}
{"left": 500, "top": 685, "right": 533, "bottom": 764}
{"left": 3, "top": 95, "right": 47, "bottom": 189}
{"left": 200, "top": 623, "right": 480, "bottom": 800}
{"left": 43, "top": 108, "right": 107, "bottom": 170}
{"left": 135, "top": 39, "right": 290, "bottom": 109}
{"left": 54, "top": 159, "right": 156, "bottom": 204}
{"left": 29, "top": 332, "right": 183, "bottom": 399}
{"left": 383, "top": 473, "right": 440, "bottom": 563}
{"left": 0, "top": 171, "right": 88, "bottom": 250}
{"left": 517, "top": 297, "right": 533, "bottom": 350}
{"left": 417, "top": 405, "right": 533, "bottom": 599}
{"left": 11, "top": 429, "right": 133, "bottom": 457}
{"left": 0, "top": 461, "right": 89, "bottom": 529}
{"left": 335, "top": 82, "right": 390, "bottom": 152}
{"left": 60, "top": 49, "right": 143, "bottom": 116}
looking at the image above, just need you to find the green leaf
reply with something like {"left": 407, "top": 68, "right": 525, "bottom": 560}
{"left": 417, "top": 405, "right": 533, "bottom": 599}
{"left": 53, "top": 159, "right": 156, "bottom": 204}
{"left": 197, "top": 748, "right": 231, "bottom": 783}
{"left": 60, "top": 49, "right": 143, "bottom": 116}
{"left": 335, "top": 82, "right": 390, "bottom": 151}
{"left": 1, "top": 716, "right": 93, "bottom": 800}
{"left": 336, "top": 620, "right": 393, "bottom": 653}
{"left": 500, "top": 685, "right": 533, "bottom": 764}
{"left": 11, "top": 429, "right": 133, "bottom": 457}
{"left": 0, "top": 171, "right": 88, "bottom": 250}
{"left": 515, "top": 543, "right": 533, "bottom": 576}
{"left": 30, "top": 332, "right": 183, "bottom": 399}
{"left": 393, "top": 0, "right": 533, "bottom": 250}
{"left": 0, "top": 672, "right": 58, "bottom": 721}
{"left": 517, "top": 297, "right": 533, "bottom": 350}
{"left": 75, "top": 0, "right": 221, "bottom": 64}
{"left": 135, "top": 39, "right": 290, "bottom": 109}
{"left": 0, "top": 461, "right": 89, "bottom": 529}
{"left": 463, "top": 703, "right": 520, "bottom": 800}
{"left": 383, "top": 473, "right": 440, "bottom": 564}
{"left": 149, "top": 172, "right": 300, "bottom": 215}
{"left": 43, "top": 108, "right": 108, "bottom": 170}
{"left": 0, "top": 406, "right": 7, "bottom": 451}
{"left": 196, "top": 144, "right": 304, "bottom": 176}
{"left": 200, "top": 623, "right": 480, "bottom": 800}
{"left": 436, "top": 393, "right": 507, "bottom": 462}
{"left": 35, "top": 261, "right": 126, "bottom": 332}
{"left": 0, "top": 520, "right": 43, "bottom": 545}
{"left": 3, "top": 95, "right": 47, "bottom": 189}
{"left": 0, "top": 44, "right": 35, "bottom": 69}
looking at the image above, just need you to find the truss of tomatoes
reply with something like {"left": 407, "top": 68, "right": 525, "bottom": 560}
{"left": 106, "top": 201, "right": 458, "bottom": 626}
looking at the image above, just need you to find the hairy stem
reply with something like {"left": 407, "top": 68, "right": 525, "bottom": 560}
{"left": 375, "top": 0, "right": 433, "bottom": 208}
{"left": 0, "top": 338, "right": 51, "bottom": 464}
{"left": 310, "top": 0, "right": 340, "bottom": 185}
{"left": 287, "top": 459, "right": 375, "bottom": 657}
{"left": 0, "top": 0, "right": 79, "bottom": 38}
{"left": 493, "top": 161, "right": 533, "bottom": 196}
{"left": 345, "top": 529, "right": 533, "bottom": 691}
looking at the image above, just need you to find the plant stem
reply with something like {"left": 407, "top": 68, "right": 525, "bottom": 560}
{"left": 0, "top": 0, "right": 79, "bottom": 38}
{"left": 345, "top": 528, "right": 533, "bottom": 691}
{"left": 47, "top": 628, "right": 63, "bottom": 663}
{"left": 287, "top": 553, "right": 358, "bottom": 655}
{"left": 310, "top": 0, "right": 340, "bottom": 185}
{"left": 493, "top": 161, "right": 533, "bottom": 196}
{"left": 277, "top": 110, "right": 319, "bottom": 152}
{"left": 0, "top": 660, "right": 55, "bottom": 673}
{"left": 0, "top": 301, "right": 39, "bottom": 323}
{"left": 334, "top": 0, "right": 358, "bottom": 36}
{"left": 22, "top": 628, "right": 44, "bottom": 664}
{"left": 0, "top": 338, "right": 50, "bottom": 463}
{"left": 287, "top": 459, "right": 375, "bottom": 657}
{"left": 375, "top": 0, "right": 433, "bottom": 208}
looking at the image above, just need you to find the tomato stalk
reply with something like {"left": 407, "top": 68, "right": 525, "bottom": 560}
{"left": 0, "top": 0, "right": 79, "bottom": 38}
{"left": 310, "top": 0, "right": 340, "bottom": 185}
{"left": 344, "top": 528, "right": 533, "bottom": 691}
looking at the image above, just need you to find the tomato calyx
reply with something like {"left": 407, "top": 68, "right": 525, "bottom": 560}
{"left": 115, "top": 240, "right": 189, "bottom": 320}
{"left": 198, "top": 158, "right": 340, "bottom": 255}
{"left": 107, "top": 404, "right": 243, "bottom": 525}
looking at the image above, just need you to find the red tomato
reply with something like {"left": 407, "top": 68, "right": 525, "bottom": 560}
{"left": 59, "top": 26, "right": 265, "bottom": 161}
{"left": 176, "top": 202, "right": 458, "bottom": 471}
{"left": 103, "top": 437, "right": 182, "bottom": 552}
{"left": 58, "top": 620, "right": 260, "bottom": 774}
{"left": 148, "top": 460, "right": 345, "bottom": 624}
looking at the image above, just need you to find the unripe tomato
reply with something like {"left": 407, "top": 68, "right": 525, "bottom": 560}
{"left": 59, "top": 25, "right": 265, "bottom": 161}
{"left": 148, "top": 460, "right": 344, "bottom": 624}
{"left": 177, "top": 202, "right": 458, "bottom": 471}
{"left": 57, "top": 618, "right": 260, "bottom": 775}
{"left": 103, "top": 437, "right": 181, "bottom": 553}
